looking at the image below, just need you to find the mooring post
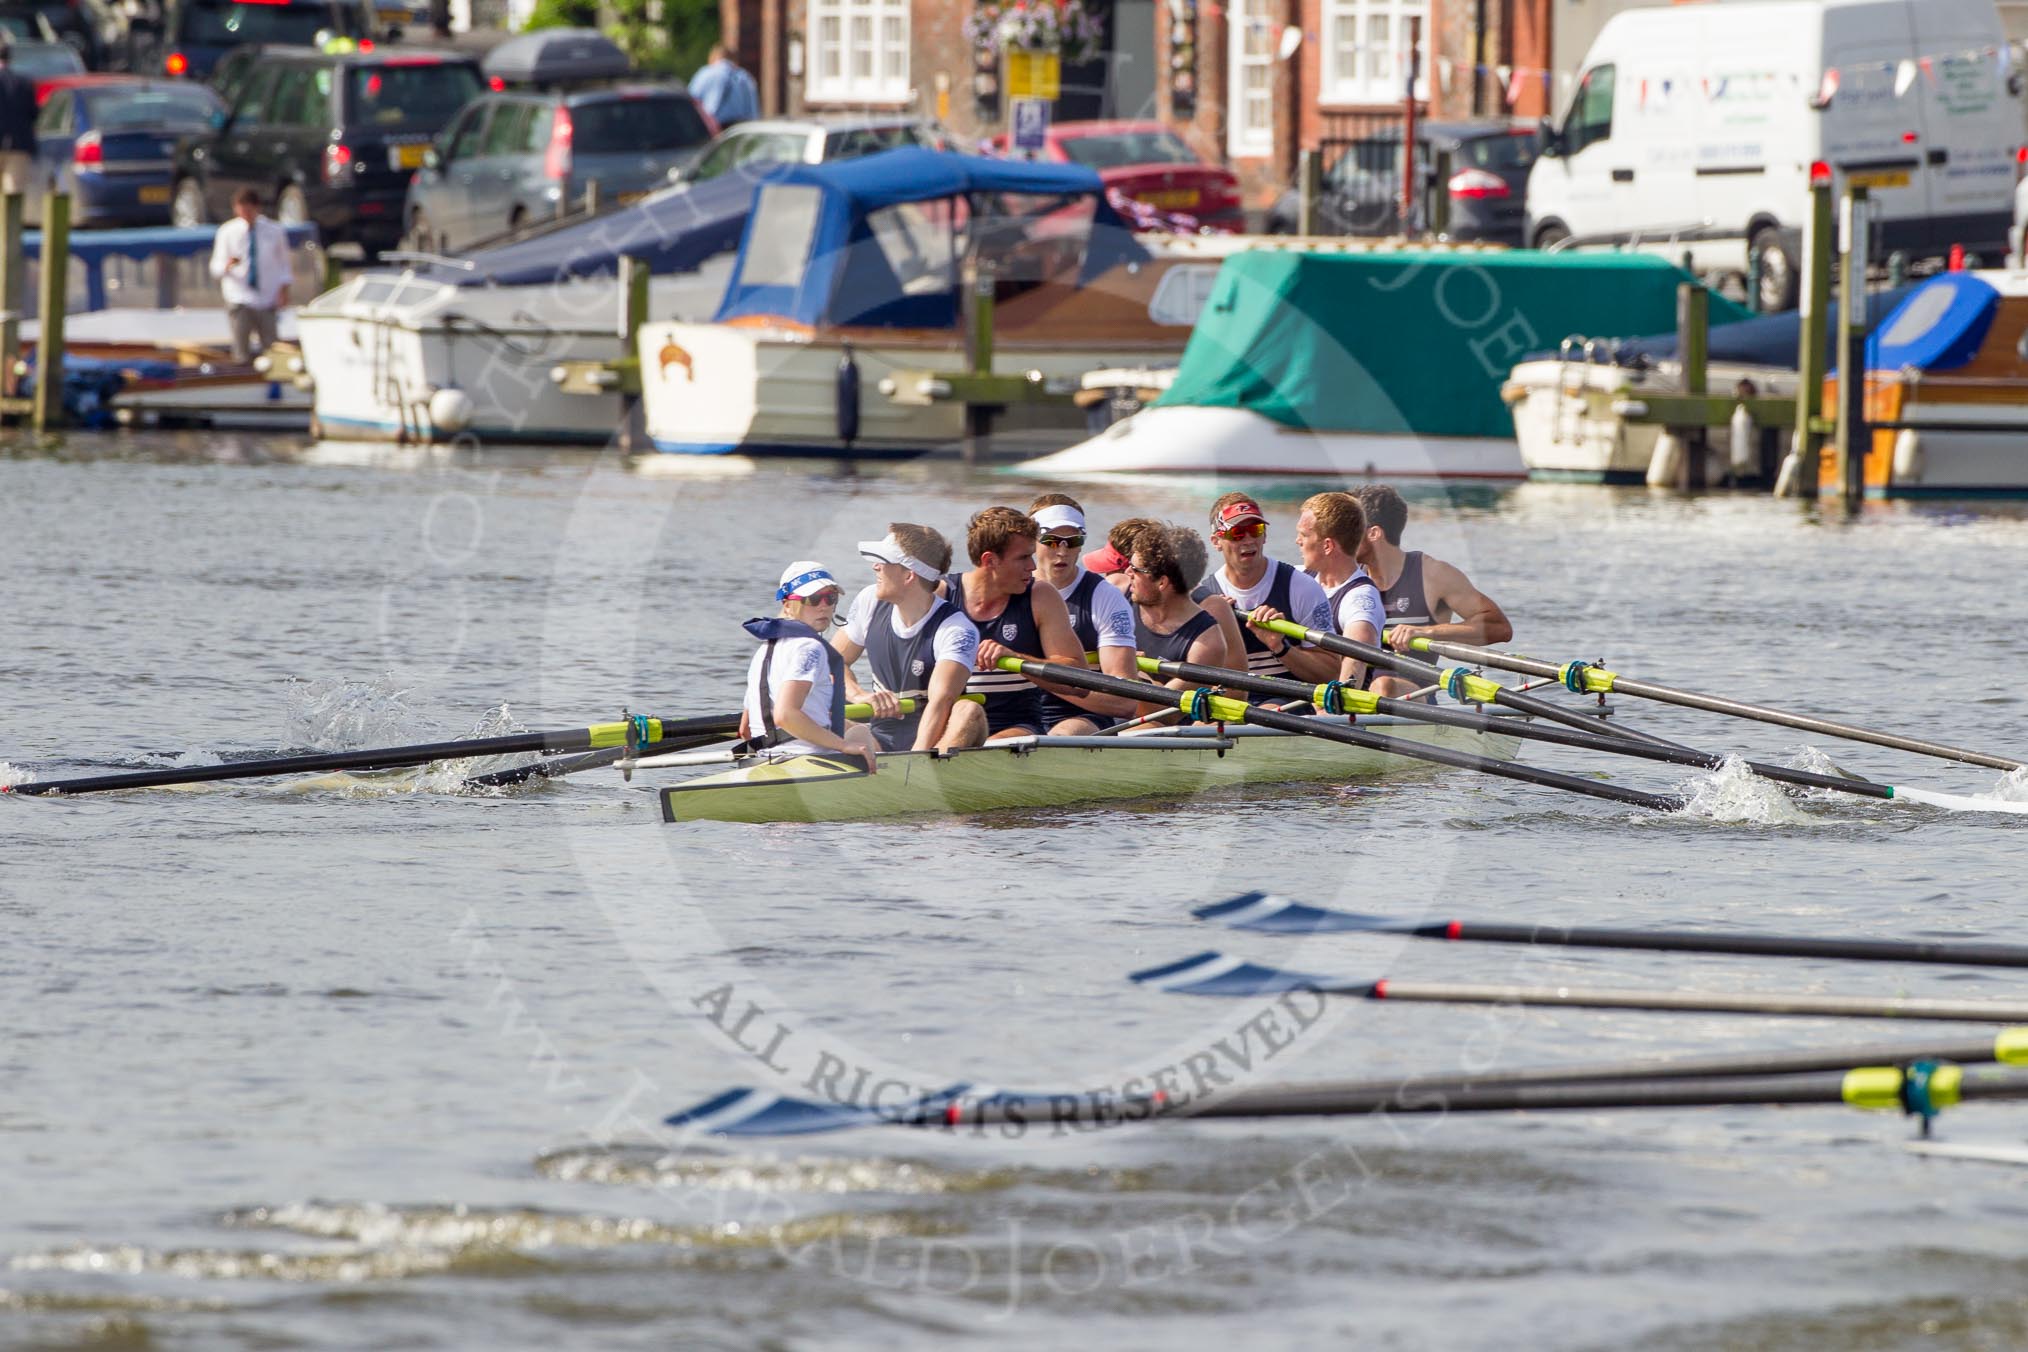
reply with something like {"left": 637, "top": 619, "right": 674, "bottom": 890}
{"left": 1780, "top": 176, "right": 1835, "bottom": 498}
{"left": 0, "top": 190, "right": 22, "bottom": 402}
{"left": 1676, "top": 282, "right": 1709, "bottom": 490}
{"left": 32, "top": 191, "right": 69, "bottom": 433}
{"left": 1296, "top": 148, "right": 1320, "bottom": 236}
{"left": 1834, "top": 185, "right": 1871, "bottom": 512}
{"left": 617, "top": 253, "right": 649, "bottom": 453}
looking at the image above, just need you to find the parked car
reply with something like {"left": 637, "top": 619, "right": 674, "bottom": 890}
{"left": 1526, "top": 0, "right": 2019, "bottom": 312}
{"left": 985, "top": 119, "right": 1242, "bottom": 232}
{"left": 140, "top": 0, "right": 378, "bottom": 80}
{"left": 7, "top": 37, "right": 83, "bottom": 82}
{"left": 672, "top": 115, "right": 948, "bottom": 185}
{"left": 1266, "top": 120, "right": 1539, "bottom": 244}
{"left": 0, "top": 0, "right": 110, "bottom": 69}
{"left": 403, "top": 83, "right": 714, "bottom": 252}
{"left": 31, "top": 75, "right": 223, "bottom": 224}
{"left": 171, "top": 47, "right": 483, "bottom": 254}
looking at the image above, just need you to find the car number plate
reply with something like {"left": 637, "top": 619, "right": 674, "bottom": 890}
{"left": 391, "top": 144, "right": 428, "bottom": 170}
{"left": 1847, "top": 168, "right": 1911, "bottom": 190}
{"left": 138, "top": 185, "right": 171, "bottom": 204}
{"left": 1141, "top": 188, "right": 1200, "bottom": 209}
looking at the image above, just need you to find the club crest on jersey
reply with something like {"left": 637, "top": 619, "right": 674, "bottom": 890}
{"left": 1394, "top": 597, "right": 1411, "bottom": 612}
{"left": 910, "top": 658, "right": 926, "bottom": 677}
{"left": 1000, "top": 622, "right": 1018, "bottom": 641}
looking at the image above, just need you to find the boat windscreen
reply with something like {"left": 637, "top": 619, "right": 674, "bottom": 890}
{"left": 963, "top": 191, "right": 1094, "bottom": 282}
{"left": 738, "top": 184, "right": 823, "bottom": 291}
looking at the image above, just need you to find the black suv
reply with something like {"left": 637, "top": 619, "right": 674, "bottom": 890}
{"left": 170, "top": 47, "right": 481, "bottom": 254}
{"left": 137, "top": 0, "right": 377, "bottom": 79}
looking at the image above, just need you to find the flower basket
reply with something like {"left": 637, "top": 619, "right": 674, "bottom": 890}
{"left": 965, "top": 0, "right": 1105, "bottom": 66}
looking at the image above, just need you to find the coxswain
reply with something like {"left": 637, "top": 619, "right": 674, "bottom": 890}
{"left": 738, "top": 562, "right": 880, "bottom": 769}
{"left": 1193, "top": 492, "right": 1338, "bottom": 683}
{"left": 1130, "top": 524, "right": 1228, "bottom": 711}
{"left": 1350, "top": 484, "right": 1513, "bottom": 699}
{"left": 1294, "top": 491, "right": 1386, "bottom": 687}
{"left": 1027, "top": 493, "right": 1139, "bottom": 734}
{"left": 833, "top": 524, "right": 984, "bottom": 751}
{"left": 946, "top": 506, "right": 1118, "bottom": 739}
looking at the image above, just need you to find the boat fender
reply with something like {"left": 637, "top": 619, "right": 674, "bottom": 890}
{"left": 1891, "top": 428, "right": 1923, "bottom": 485}
{"left": 429, "top": 386, "right": 474, "bottom": 436}
{"left": 1645, "top": 430, "right": 1685, "bottom": 488}
{"left": 835, "top": 346, "right": 860, "bottom": 446}
{"left": 1728, "top": 403, "right": 1756, "bottom": 477}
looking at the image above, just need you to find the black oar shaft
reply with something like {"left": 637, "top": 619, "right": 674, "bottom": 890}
{"left": 1003, "top": 657, "right": 1681, "bottom": 811}
{"left": 1444, "top": 920, "right": 2028, "bottom": 968}
{"left": 1145, "top": 657, "right": 1893, "bottom": 801}
{"left": 1351, "top": 979, "right": 2028, "bottom": 1022}
{"left": 1409, "top": 637, "right": 2023, "bottom": 773}
{"left": 8, "top": 713, "right": 739, "bottom": 796}
{"left": 1257, "top": 620, "right": 1691, "bottom": 751}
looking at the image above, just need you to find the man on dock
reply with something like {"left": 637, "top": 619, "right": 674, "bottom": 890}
{"left": 1351, "top": 484, "right": 1513, "bottom": 699}
{"left": 209, "top": 188, "right": 292, "bottom": 363}
{"left": 0, "top": 44, "right": 37, "bottom": 195}
{"left": 1192, "top": 492, "right": 1338, "bottom": 684}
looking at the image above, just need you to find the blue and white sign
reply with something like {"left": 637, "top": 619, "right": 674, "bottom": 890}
{"left": 1011, "top": 97, "right": 1051, "bottom": 154}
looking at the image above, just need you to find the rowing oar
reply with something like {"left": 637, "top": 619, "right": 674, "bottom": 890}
{"left": 992, "top": 656, "right": 1680, "bottom": 811}
{"left": 663, "top": 1042, "right": 2028, "bottom": 1136}
{"left": 1253, "top": 618, "right": 1688, "bottom": 751}
{"left": 1132, "top": 952, "right": 2028, "bottom": 1021}
{"left": 4, "top": 713, "right": 739, "bottom": 797}
{"left": 1137, "top": 658, "right": 2028, "bottom": 815}
{"left": 1196, "top": 892, "right": 2028, "bottom": 967}
{"left": 463, "top": 695, "right": 953, "bottom": 789}
{"left": 1391, "top": 632, "right": 2023, "bottom": 773}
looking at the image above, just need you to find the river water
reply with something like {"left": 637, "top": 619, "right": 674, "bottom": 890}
{"left": 5, "top": 432, "right": 2028, "bottom": 1350}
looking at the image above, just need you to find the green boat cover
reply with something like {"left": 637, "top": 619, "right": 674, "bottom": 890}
{"left": 1153, "top": 251, "right": 1753, "bottom": 438}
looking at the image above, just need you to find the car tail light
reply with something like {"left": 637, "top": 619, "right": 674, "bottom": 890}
{"left": 322, "top": 142, "right": 353, "bottom": 184}
{"left": 165, "top": 50, "right": 187, "bottom": 76}
{"left": 73, "top": 131, "right": 100, "bottom": 166}
{"left": 2016, "top": 146, "right": 2027, "bottom": 184}
{"left": 359, "top": 38, "right": 374, "bottom": 52}
{"left": 1809, "top": 160, "right": 1833, "bottom": 187}
{"left": 543, "top": 106, "right": 572, "bottom": 180}
{"left": 488, "top": 75, "right": 505, "bottom": 92}
{"left": 1447, "top": 167, "right": 1509, "bottom": 199}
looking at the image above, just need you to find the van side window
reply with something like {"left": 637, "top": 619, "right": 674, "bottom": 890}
{"left": 1565, "top": 64, "right": 1615, "bottom": 155}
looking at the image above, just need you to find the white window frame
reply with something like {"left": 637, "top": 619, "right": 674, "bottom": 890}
{"left": 1226, "top": 0, "right": 1275, "bottom": 158}
{"left": 806, "top": 0, "right": 910, "bottom": 105}
{"left": 1321, "top": 0, "right": 1429, "bottom": 106}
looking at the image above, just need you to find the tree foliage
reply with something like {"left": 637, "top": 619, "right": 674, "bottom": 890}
{"left": 522, "top": 0, "right": 719, "bottom": 77}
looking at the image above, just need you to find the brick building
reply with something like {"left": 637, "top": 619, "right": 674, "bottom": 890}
{"left": 711, "top": 0, "right": 1695, "bottom": 204}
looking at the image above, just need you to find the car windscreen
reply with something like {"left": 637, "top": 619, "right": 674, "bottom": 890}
{"left": 346, "top": 61, "right": 481, "bottom": 128}
{"left": 1056, "top": 130, "right": 1197, "bottom": 169}
{"left": 569, "top": 96, "right": 711, "bottom": 154}
{"left": 179, "top": 0, "right": 364, "bottom": 45}
{"left": 7, "top": 43, "right": 80, "bottom": 77}
{"left": 84, "top": 86, "right": 222, "bottom": 130}
{"left": 1458, "top": 131, "right": 1539, "bottom": 173}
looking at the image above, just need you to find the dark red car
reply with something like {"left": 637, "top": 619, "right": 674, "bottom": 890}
{"left": 983, "top": 119, "right": 1242, "bottom": 233}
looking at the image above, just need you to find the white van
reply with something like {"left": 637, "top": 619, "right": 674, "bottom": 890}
{"left": 1525, "top": 0, "right": 2023, "bottom": 310}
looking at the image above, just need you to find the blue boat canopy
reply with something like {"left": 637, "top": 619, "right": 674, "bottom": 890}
{"left": 415, "top": 168, "right": 766, "bottom": 289}
{"left": 712, "top": 148, "right": 1150, "bottom": 331}
{"left": 1866, "top": 272, "right": 2000, "bottom": 373}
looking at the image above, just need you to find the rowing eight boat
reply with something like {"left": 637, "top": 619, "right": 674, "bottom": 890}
{"left": 655, "top": 717, "right": 1526, "bottom": 824}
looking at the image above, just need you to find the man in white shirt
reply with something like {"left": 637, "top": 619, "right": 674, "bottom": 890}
{"left": 1192, "top": 492, "right": 1339, "bottom": 683}
{"left": 833, "top": 523, "right": 986, "bottom": 751}
{"left": 738, "top": 561, "right": 880, "bottom": 768}
{"left": 1294, "top": 491, "right": 1387, "bottom": 687}
{"left": 209, "top": 187, "right": 292, "bottom": 362}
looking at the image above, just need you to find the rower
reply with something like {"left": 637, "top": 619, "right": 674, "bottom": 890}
{"left": 1192, "top": 492, "right": 1338, "bottom": 684}
{"left": 738, "top": 561, "right": 880, "bottom": 769}
{"left": 945, "top": 506, "right": 1118, "bottom": 739}
{"left": 1350, "top": 484, "right": 1513, "bottom": 699}
{"left": 1028, "top": 493, "right": 1139, "bottom": 734}
{"left": 1130, "top": 525, "right": 1228, "bottom": 714}
{"left": 833, "top": 524, "right": 985, "bottom": 752}
{"left": 1294, "top": 491, "right": 1386, "bottom": 688}
{"left": 1083, "top": 516, "right": 1155, "bottom": 594}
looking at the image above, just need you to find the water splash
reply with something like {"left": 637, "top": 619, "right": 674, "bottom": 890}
{"left": 1985, "top": 766, "right": 2028, "bottom": 804}
{"left": 535, "top": 1146, "right": 1023, "bottom": 1195}
{"left": 0, "top": 762, "right": 30, "bottom": 789}
{"left": 1672, "top": 755, "right": 1818, "bottom": 826}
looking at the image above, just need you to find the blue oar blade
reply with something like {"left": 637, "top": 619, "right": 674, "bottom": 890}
{"left": 1193, "top": 891, "right": 1418, "bottom": 935}
{"left": 1131, "top": 951, "right": 1355, "bottom": 998}
{"left": 665, "top": 1083, "right": 976, "bottom": 1137}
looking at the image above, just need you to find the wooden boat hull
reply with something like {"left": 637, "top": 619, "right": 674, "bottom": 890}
{"left": 658, "top": 720, "right": 1522, "bottom": 824}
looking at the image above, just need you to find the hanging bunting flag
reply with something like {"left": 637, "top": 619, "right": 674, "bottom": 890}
{"left": 1812, "top": 66, "right": 1839, "bottom": 108}
{"left": 1893, "top": 58, "right": 1917, "bottom": 97}
{"left": 1436, "top": 55, "right": 1453, "bottom": 94}
{"left": 1918, "top": 55, "right": 1935, "bottom": 85}
{"left": 1505, "top": 66, "right": 1527, "bottom": 106}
